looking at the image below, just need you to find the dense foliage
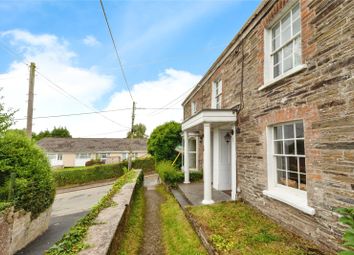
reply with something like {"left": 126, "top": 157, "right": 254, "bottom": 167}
{"left": 337, "top": 208, "right": 354, "bottom": 255}
{"left": 85, "top": 158, "right": 104, "bottom": 167}
{"left": 127, "top": 123, "right": 147, "bottom": 138}
{"left": 0, "top": 131, "right": 55, "bottom": 217}
{"left": 156, "top": 160, "right": 202, "bottom": 187}
{"left": 0, "top": 94, "right": 15, "bottom": 135}
{"left": 53, "top": 163, "right": 127, "bottom": 187}
{"left": 53, "top": 158, "right": 154, "bottom": 187}
{"left": 46, "top": 170, "right": 140, "bottom": 255}
{"left": 147, "top": 121, "right": 181, "bottom": 162}
{"left": 33, "top": 126, "right": 72, "bottom": 141}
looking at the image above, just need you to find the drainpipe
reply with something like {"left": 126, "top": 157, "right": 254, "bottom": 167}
{"left": 231, "top": 124, "right": 237, "bottom": 200}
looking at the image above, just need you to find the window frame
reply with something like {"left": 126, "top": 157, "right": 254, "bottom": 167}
{"left": 262, "top": 1, "right": 307, "bottom": 90}
{"left": 263, "top": 120, "right": 315, "bottom": 215}
{"left": 76, "top": 153, "right": 90, "bottom": 159}
{"left": 191, "top": 101, "right": 197, "bottom": 115}
{"left": 212, "top": 79, "right": 222, "bottom": 109}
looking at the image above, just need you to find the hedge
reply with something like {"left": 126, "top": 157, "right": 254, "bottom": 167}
{"left": 53, "top": 158, "right": 155, "bottom": 187}
{"left": 156, "top": 161, "right": 203, "bottom": 187}
{"left": 0, "top": 131, "right": 55, "bottom": 218}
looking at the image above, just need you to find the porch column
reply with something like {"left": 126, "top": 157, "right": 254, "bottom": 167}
{"left": 231, "top": 124, "right": 237, "bottom": 200}
{"left": 183, "top": 131, "right": 190, "bottom": 184}
{"left": 202, "top": 123, "right": 214, "bottom": 204}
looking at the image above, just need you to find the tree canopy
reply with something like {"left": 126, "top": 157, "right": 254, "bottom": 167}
{"left": 147, "top": 121, "right": 181, "bottom": 162}
{"left": 33, "top": 126, "right": 72, "bottom": 141}
{"left": 127, "top": 123, "right": 147, "bottom": 138}
{"left": 0, "top": 95, "right": 15, "bottom": 135}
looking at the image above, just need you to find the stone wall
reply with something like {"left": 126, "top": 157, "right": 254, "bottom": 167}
{"left": 183, "top": 0, "right": 353, "bottom": 253}
{"left": 78, "top": 169, "right": 142, "bottom": 255}
{"left": 0, "top": 206, "right": 52, "bottom": 255}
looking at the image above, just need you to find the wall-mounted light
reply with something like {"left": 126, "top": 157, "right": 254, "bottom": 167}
{"left": 224, "top": 132, "right": 231, "bottom": 143}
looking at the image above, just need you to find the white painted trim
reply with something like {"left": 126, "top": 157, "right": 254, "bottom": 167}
{"left": 260, "top": 64, "right": 307, "bottom": 91}
{"left": 184, "top": 131, "right": 190, "bottom": 184}
{"left": 203, "top": 123, "right": 214, "bottom": 204}
{"left": 231, "top": 124, "right": 237, "bottom": 200}
{"left": 182, "top": 110, "right": 236, "bottom": 131}
{"left": 263, "top": 188, "right": 315, "bottom": 215}
{"left": 265, "top": 124, "right": 315, "bottom": 215}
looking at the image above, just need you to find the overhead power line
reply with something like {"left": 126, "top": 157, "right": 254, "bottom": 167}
{"left": 14, "top": 107, "right": 181, "bottom": 121}
{"left": 99, "top": 0, "right": 134, "bottom": 102}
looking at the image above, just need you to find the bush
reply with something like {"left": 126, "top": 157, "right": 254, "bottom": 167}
{"left": 0, "top": 131, "right": 55, "bottom": 218}
{"left": 156, "top": 161, "right": 183, "bottom": 187}
{"left": 85, "top": 159, "right": 104, "bottom": 167}
{"left": 147, "top": 121, "right": 181, "bottom": 162}
{"left": 53, "top": 163, "right": 127, "bottom": 187}
{"left": 337, "top": 208, "right": 354, "bottom": 255}
{"left": 132, "top": 157, "right": 155, "bottom": 173}
{"left": 190, "top": 171, "right": 203, "bottom": 182}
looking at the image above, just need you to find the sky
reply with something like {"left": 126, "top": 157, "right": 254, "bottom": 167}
{"left": 0, "top": 0, "right": 261, "bottom": 138}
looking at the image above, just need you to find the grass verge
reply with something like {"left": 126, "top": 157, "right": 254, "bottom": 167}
{"left": 188, "top": 201, "right": 324, "bottom": 255}
{"left": 116, "top": 183, "right": 145, "bottom": 255}
{"left": 157, "top": 185, "right": 207, "bottom": 255}
{"left": 46, "top": 170, "right": 138, "bottom": 255}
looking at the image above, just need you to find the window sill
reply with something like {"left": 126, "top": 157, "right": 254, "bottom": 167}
{"left": 263, "top": 187, "right": 315, "bottom": 215}
{"left": 259, "top": 64, "right": 307, "bottom": 91}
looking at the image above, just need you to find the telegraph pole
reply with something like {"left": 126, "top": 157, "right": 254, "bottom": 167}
{"left": 26, "top": 62, "right": 36, "bottom": 138}
{"left": 128, "top": 101, "right": 136, "bottom": 170}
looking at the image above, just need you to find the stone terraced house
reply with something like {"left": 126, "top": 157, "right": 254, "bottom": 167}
{"left": 37, "top": 137, "right": 147, "bottom": 167}
{"left": 181, "top": 0, "right": 353, "bottom": 253}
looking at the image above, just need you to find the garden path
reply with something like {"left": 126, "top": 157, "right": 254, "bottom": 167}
{"left": 141, "top": 174, "right": 165, "bottom": 255}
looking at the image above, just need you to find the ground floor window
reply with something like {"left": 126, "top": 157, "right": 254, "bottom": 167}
{"left": 188, "top": 138, "right": 197, "bottom": 169}
{"left": 76, "top": 153, "right": 90, "bottom": 159}
{"left": 273, "top": 121, "right": 306, "bottom": 191}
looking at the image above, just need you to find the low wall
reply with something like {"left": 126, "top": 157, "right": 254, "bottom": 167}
{"left": 0, "top": 206, "right": 52, "bottom": 255}
{"left": 78, "top": 169, "right": 142, "bottom": 255}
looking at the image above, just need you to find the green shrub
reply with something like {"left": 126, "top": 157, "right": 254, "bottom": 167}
{"left": 53, "top": 162, "right": 127, "bottom": 187}
{"left": 132, "top": 157, "right": 155, "bottom": 173}
{"left": 337, "top": 208, "right": 354, "bottom": 255}
{"left": 0, "top": 131, "right": 55, "bottom": 218}
{"left": 190, "top": 171, "right": 203, "bottom": 182}
{"left": 156, "top": 161, "right": 183, "bottom": 187}
{"left": 85, "top": 159, "right": 104, "bottom": 167}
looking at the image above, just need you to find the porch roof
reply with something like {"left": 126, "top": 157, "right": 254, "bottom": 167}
{"left": 182, "top": 109, "right": 236, "bottom": 131}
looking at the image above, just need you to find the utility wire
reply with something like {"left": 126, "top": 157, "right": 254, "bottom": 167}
{"left": 99, "top": 0, "right": 134, "bottom": 102}
{"left": 14, "top": 107, "right": 180, "bottom": 121}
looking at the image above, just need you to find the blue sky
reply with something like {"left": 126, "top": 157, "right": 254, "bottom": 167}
{"left": 0, "top": 0, "right": 261, "bottom": 137}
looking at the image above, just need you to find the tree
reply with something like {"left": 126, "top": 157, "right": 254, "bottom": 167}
{"left": 33, "top": 126, "right": 71, "bottom": 141}
{"left": 127, "top": 123, "right": 147, "bottom": 138}
{"left": 0, "top": 94, "right": 15, "bottom": 134}
{"left": 51, "top": 126, "right": 72, "bottom": 138}
{"left": 147, "top": 121, "right": 181, "bottom": 162}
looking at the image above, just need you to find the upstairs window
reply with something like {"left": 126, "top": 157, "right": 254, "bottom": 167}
{"left": 212, "top": 79, "right": 222, "bottom": 109}
{"left": 191, "top": 101, "right": 197, "bottom": 115}
{"left": 264, "top": 2, "right": 302, "bottom": 85}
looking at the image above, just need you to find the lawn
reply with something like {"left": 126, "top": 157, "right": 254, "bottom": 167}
{"left": 188, "top": 202, "right": 324, "bottom": 255}
{"left": 157, "top": 185, "right": 207, "bottom": 255}
{"left": 116, "top": 185, "right": 145, "bottom": 255}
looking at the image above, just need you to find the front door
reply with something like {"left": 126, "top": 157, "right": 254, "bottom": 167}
{"left": 218, "top": 130, "right": 232, "bottom": 190}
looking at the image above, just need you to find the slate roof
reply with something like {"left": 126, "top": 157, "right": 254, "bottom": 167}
{"left": 37, "top": 137, "right": 147, "bottom": 153}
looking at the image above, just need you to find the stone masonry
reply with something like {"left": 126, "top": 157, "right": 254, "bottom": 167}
{"left": 182, "top": 0, "right": 354, "bottom": 253}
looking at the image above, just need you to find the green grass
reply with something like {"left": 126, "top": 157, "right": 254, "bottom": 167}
{"left": 116, "top": 184, "right": 145, "bottom": 255}
{"left": 46, "top": 170, "right": 139, "bottom": 255}
{"left": 188, "top": 202, "right": 324, "bottom": 255}
{"left": 157, "top": 185, "right": 208, "bottom": 255}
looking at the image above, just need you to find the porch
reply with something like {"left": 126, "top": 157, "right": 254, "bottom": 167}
{"left": 182, "top": 109, "right": 238, "bottom": 205}
{"left": 178, "top": 182, "right": 231, "bottom": 205}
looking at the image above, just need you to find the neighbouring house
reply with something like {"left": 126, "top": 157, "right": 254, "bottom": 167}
{"left": 37, "top": 137, "right": 148, "bottom": 167}
{"left": 181, "top": 0, "right": 353, "bottom": 253}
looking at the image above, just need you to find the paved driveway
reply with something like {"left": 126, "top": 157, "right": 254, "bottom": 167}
{"left": 17, "top": 183, "right": 113, "bottom": 255}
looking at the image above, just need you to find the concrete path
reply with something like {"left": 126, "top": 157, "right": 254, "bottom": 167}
{"left": 16, "top": 183, "right": 113, "bottom": 255}
{"left": 141, "top": 174, "right": 165, "bottom": 255}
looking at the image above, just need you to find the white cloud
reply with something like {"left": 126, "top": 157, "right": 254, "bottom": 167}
{"left": 0, "top": 30, "right": 200, "bottom": 138}
{"left": 82, "top": 35, "right": 100, "bottom": 47}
